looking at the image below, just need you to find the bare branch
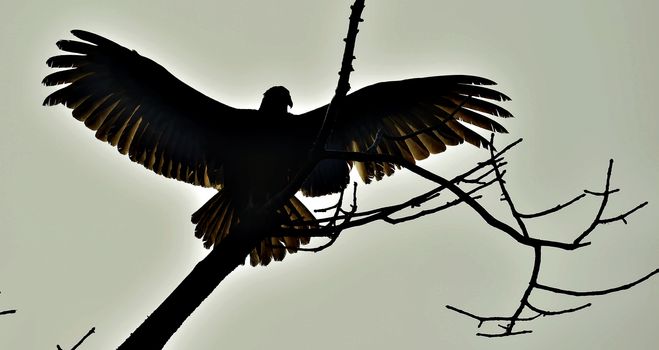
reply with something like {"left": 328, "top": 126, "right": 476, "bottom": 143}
{"left": 445, "top": 305, "right": 541, "bottom": 326}
{"left": 477, "top": 329, "right": 534, "bottom": 337}
{"left": 323, "top": 149, "right": 590, "bottom": 250}
{"left": 287, "top": 183, "right": 358, "bottom": 253}
{"left": 443, "top": 143, "right": 653, "bottom": 337}
{"left": 599, "top": 201, "right": 649, "bottom": 225}
{"left": 461, "top": 162, "right": 507, "bottom": 185}
{"left": 574, "top": 159, "right": 615, "bottom": 244}
{"left": 488, "top": 134, "right": 530, "bottom": 237}
{"left": 536, "top": 268, "right": 659, "bottom": 296}
{"left": 57, "top": 327, "right": 95, "bottom": 350}
{"left": 383, "top": 176, "right": 495, "bottom": 225}
{"left": 0, "top": 291, "right": 16, "bottom": 316}
{"left": 289, "top": 148, "right": 510, "bottom": 228}
{"left": 504, "top": 245, "right": 542, "bottom": 332}
{"left": 384, "top": 195, "right": 483, "bottom": 225}
{"left": 584, "top": 189, "right": 620, "bottom": 196}
{"left": 314, "top": 189, "right": 345, "bottom": 213}
{"left": 118, "top": 4, "right": 369, "bottom": 348}
{"left": 525, "top": 302, "right": 592, "bottom": 316}
{"left": 518, "top": 193, "right": 587, "bottom": 218}
{"left": 301, "top": 137, "right": 521, "bottom": 229}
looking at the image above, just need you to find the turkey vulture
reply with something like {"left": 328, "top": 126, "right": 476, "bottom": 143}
{"left": 43, "top": 30, "right": 512, "bottom": 266}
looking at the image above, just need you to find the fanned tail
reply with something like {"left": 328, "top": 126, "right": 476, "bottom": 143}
{"left": 191, "top": 189, "right": 315, "bottom": 266}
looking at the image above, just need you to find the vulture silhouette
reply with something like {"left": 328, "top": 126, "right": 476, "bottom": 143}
{"left": 43, "top": 30, "right": 512, "bottom": 266}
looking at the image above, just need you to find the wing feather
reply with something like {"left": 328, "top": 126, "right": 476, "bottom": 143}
{"left": 44, "top": 30, "right": 250, "bottom": 188}
{"left": 299, "top": 75, "right": 512, "bottom": 196}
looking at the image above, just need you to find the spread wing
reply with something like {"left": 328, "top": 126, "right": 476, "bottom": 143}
{"left": 299, "top": 75, "right": 512, "bottom": 197}
{"left": 43, "top": 30, "right": 249, "bottom": 188}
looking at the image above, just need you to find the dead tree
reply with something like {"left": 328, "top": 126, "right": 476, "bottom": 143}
{"left": 107, "top": 0, "right": 654, "bottom": 347}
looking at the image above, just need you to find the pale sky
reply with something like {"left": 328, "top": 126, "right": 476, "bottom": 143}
{"left": 1, "top": 1, "right": 657, "bottom": 349}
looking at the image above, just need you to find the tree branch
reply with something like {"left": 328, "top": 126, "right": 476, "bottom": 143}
{"left": 444, "top": 137, "right": 653, "bottom": 337}
{"left": 574, "top": 159, "right": 615, "bottom": 244}
{"left": 445, "top": 305, "right": 541, "bottom": 327}
{"left": 536, "top": 269, "right": 659, "bottom": 296}
{"left": 517, "top": 193, "right": 586, "bottom": 218}
{"left": 524, "top": 301, "right": 591, "bottom": 316}
{"left": 0, "top": 291, "right": 16, "bottom": 316}
{"left": 106, "top": 1, "right": 654, "bottom": 345}
{"left": 57, "top": 327, "right": 95, "bottom": 350}
{"left": 117, "top": 2, "right": 367, "bottom": 348}
{"left": 323, "top": 149, "right": 589, "bottom": 250}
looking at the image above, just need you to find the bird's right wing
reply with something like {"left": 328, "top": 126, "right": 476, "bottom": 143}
{"left": 298, "top": 75, "right": 512, "bottom": 196}
{"left": 43, "top": 30, "right": 250, "bottom": 188}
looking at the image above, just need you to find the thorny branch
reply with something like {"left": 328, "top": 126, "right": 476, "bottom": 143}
{"left": 118, "top": 2, "right": 368, "bottom": 348}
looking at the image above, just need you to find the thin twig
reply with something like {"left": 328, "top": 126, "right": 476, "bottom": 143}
{"left": 536, "top": 268, "right": 659, "bottom": 296}
{"left": 518, "top": 193, "right": 587, "bottom": 218}
{"left": 477, "top": 329, "right": 533, "bottom": 337}
{"left": 444, "top": 148, "right": 653, "bottom": 337}
{"left": 504, "top": 245, "right": 542, "bottom": 334}
{"left": 599, "top": 201, "right": 648, "bottom": 224}
{"left": 322, "top": 149, "right": 591, "bottom": 250}
{"left": 293, "top": 183, "right": 358, "bottom": 253}
{"left": 57, "top": 327, "right": 95, "bottom": 350}
{"left": 0, "top": 291, "right": 16, "bottom": 316}
{"left": 314, "top": 190, "right": 345, "bottom": 213}
{"left": 584, "top": 189, "right": 619, "bottom": 196}
{"left": 489, "top": 134, "right": 529, "bottom": 237}
{"left": 289, "top": 149, "right": 510, "bottom": 228}
{"left": 525, "top": 302, "right": 591, "bottom": 316}
{"left": 574, "top": 160, "right": 615, "bottom": 244}
{"left": 461, "top": 162, "right": 507, "bottom": 184}
{"left": 383, "top": 176, "right": 494, "bottom": 225}
{"left": 445, "top": 305, "right": 540, "bottom": 326}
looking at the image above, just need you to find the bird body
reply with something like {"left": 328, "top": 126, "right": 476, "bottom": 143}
{"left": 43, "top": 30, "right": 512, "bottom": 266}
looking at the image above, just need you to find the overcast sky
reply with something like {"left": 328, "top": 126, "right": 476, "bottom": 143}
{"left": 1, "top": 1, "right": 657, "bottom": 349}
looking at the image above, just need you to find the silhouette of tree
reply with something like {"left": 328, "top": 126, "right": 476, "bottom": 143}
{"left": 40, "top": 0, "right": 655, "bottom": 348}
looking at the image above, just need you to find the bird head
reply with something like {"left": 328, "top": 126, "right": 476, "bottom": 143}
{"left": 259, "top": 86, "right": 293, "bottom": 114}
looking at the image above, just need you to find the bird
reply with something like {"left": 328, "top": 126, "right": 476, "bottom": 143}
{"left": 43, "top": 30, "right": 512, "bottom": 266}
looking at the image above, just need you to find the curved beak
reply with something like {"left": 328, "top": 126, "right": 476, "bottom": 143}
{"left": 287, "top": 94, "right": 293, "bottom": 108}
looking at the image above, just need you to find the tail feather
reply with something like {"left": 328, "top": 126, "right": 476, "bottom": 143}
{"left": 192, "top": 189, "right": 316, "bottom": 266}
{"left": 191, "top": 190, "right": 237, "bottom": 248}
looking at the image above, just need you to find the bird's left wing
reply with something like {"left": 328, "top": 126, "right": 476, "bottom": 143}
{"left": 43, "top": 30, "right": 248, "bottom": 188}
{"left": 299, "top": 75, "right": 512, "bottom": 196}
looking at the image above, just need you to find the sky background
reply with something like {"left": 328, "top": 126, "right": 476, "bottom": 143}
{"left": 1, "top": 0, "right": 657, "bottom": 349}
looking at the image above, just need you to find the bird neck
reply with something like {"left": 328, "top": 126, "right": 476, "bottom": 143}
{"left": 259, "top": 100, "right": 289, "bottom": 115}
